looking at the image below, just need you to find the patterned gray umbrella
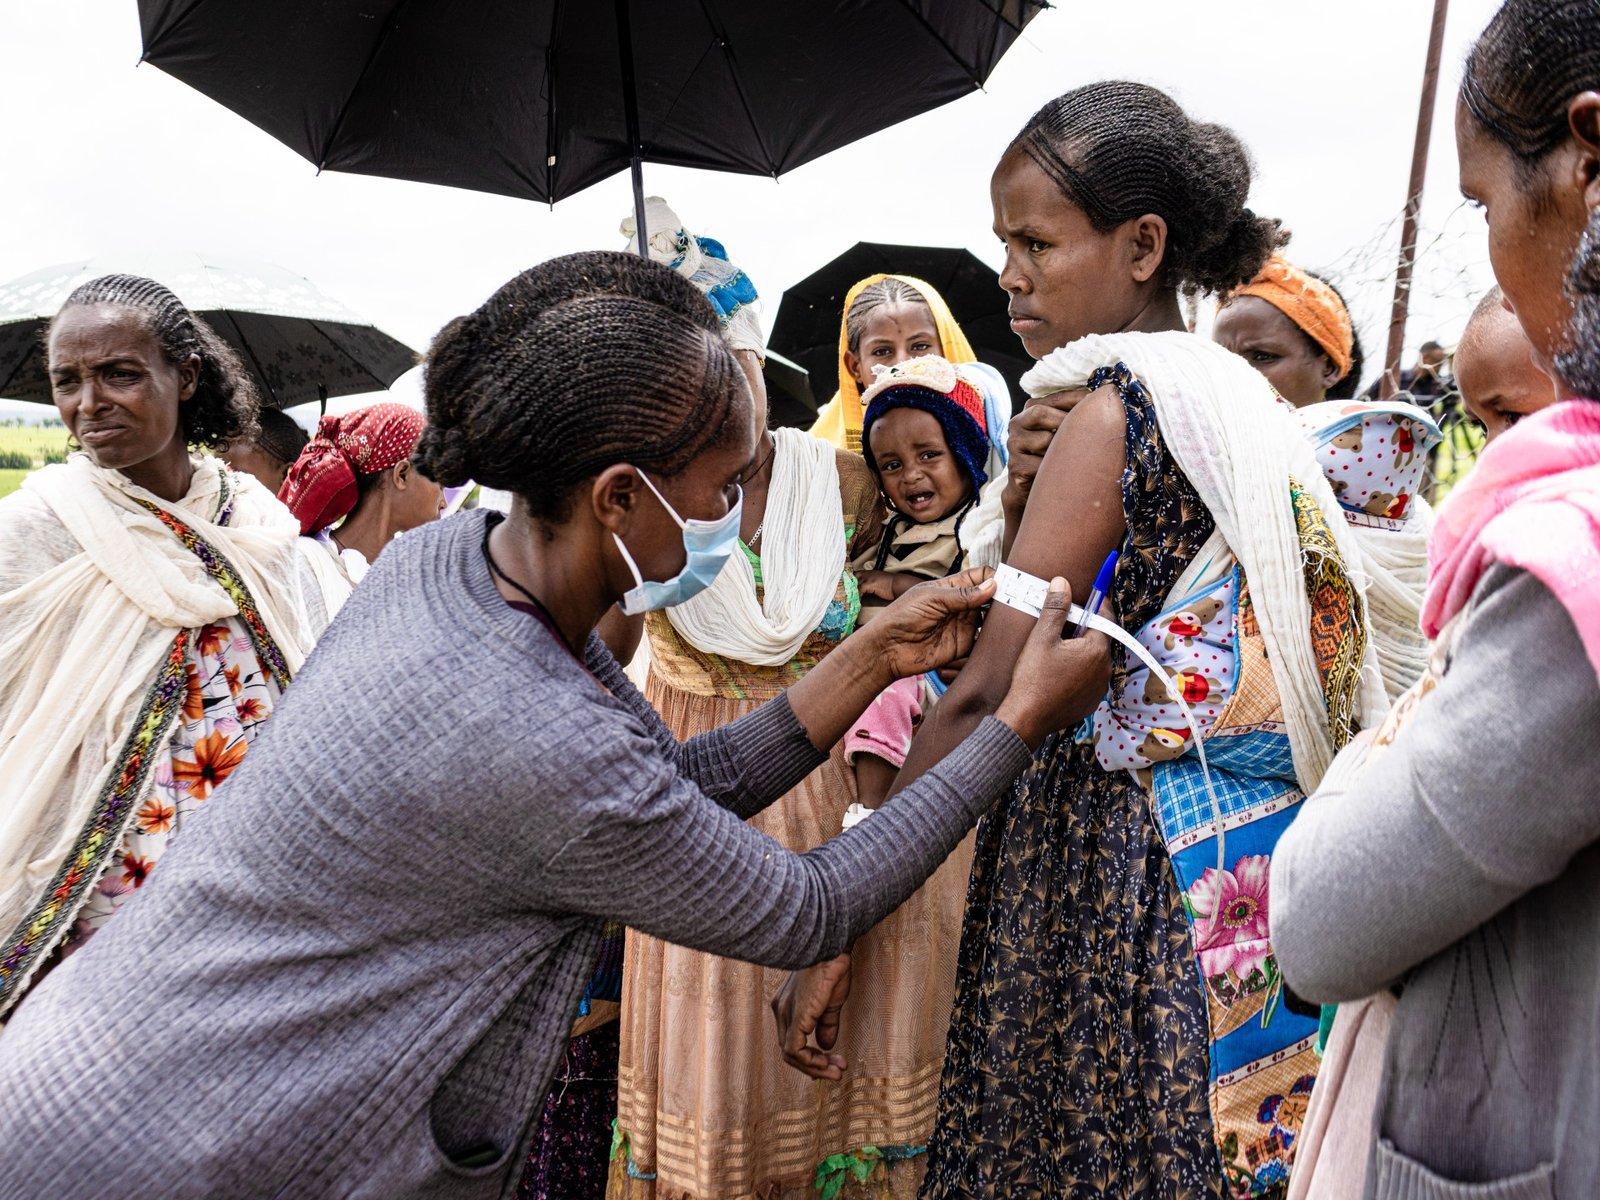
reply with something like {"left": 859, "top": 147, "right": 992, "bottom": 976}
{"left": 0, "top": 253, "right": 417, "bottom": 409}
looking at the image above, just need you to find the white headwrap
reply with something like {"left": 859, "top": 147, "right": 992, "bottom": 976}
{"left": 620, "top": 197, "right": 765, "bottom": 356}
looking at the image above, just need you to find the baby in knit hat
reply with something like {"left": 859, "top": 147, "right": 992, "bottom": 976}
{"left": 846, "top": 355, "right": 994, "bottom": 812}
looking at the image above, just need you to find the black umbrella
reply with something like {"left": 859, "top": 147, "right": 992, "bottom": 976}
{"left": 768, "top": 242, "right": 1031, "bottom": 414}
{"left": 761, "top": 350, "right": 816, "bottom": 431}
{"left": 0, "top": 254, "right": 417, "bottom": 409}
{"left": 135, "top": 1, "right": 1044, "bottom": 250}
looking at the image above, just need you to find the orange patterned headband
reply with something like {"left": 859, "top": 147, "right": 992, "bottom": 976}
{"left": 1231, "top": 257, "right": 1354, "bottom": 382}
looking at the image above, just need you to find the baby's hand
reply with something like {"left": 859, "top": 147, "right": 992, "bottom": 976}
{"left": 855, "top": 570, "right": 898, "bottom": 601}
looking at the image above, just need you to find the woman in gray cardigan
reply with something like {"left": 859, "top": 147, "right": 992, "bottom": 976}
{"left": 0, "top": 252, "right": 1111, "bottom": 1199}
{"left": 1272, "top": 2, "right": 1600, "bottom": 1195}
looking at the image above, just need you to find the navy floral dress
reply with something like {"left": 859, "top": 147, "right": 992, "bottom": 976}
{"left": 921, "top": 369, "right": 1228, "bottom": 1199}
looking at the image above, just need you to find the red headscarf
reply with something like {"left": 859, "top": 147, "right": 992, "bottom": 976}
{"left": 278, "top": 403, "right": 427, "bottom": 536}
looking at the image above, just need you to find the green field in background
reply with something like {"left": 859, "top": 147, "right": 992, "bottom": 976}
{"left": 0, "top": 422, "right": 69, "bottom": 499}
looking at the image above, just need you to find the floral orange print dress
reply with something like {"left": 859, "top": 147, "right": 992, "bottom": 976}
{"left": 67, "top": 618, "right": 282, "bottom": 946}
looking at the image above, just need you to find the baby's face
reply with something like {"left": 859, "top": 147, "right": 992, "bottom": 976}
{"left": 868, "top": 407, "right": 971, "bottom": 522}
{"left": 1456, "top": 308, "right": 1556, "bottom": 442}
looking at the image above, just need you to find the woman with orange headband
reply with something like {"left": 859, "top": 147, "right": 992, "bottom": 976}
{"left": 1213, "top": 257, "right": 1365, "bottom": 408}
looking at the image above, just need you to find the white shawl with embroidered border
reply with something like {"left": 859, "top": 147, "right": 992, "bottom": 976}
{"left": 0, "top": 453, "right": 312, "bottom": 998}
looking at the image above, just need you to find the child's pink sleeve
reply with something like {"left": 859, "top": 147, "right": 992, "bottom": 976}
{"left": 844, "top": 676, "right": 924, "bottom": 769}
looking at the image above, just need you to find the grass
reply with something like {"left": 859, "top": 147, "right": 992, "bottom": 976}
{"left": 0, "top": 422, "right": 69, "bottom": 500}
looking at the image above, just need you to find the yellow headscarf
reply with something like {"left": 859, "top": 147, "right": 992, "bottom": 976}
{"left": 807, "top": 273, "right": 976, "bottom": 453}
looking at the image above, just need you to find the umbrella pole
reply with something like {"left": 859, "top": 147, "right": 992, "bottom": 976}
{"left": 616, "top": 0, "right": 648, "bottom": 257}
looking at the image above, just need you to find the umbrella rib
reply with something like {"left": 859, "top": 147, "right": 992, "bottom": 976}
{"left": 140, "top": 0, "right": 214, "bottom": 54}
{"left": 692, "top": 0, "right": 778, "bottom": 175}
{"left": 647, "top": 40, "right": 721, "bottom": 151}
{"left": 316, "top": 0, "right": 416, "bottom": 170}
{"left": 0, "top": 342, "right": 38, "bottom": 403}
{"left": 888, "top": 0, "right": 982, "bottom": 84}
{"left": 972, "top": 0, "right": 1039, "bottom": 37}
{"left": 544, "top": 0, "right": 561, "bottom": 202}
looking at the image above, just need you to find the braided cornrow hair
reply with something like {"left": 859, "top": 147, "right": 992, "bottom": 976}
{"left": 1010, "top": 81, "right": 1286, "bottom": 296}
{"left": 414, "top": 253, "right": 745, "bottom": 522}
{"left": 254, "top": 407, "right": 308, "bottom": 466}
{"left": 48, "top": 274, "right": 260, "bottom": 449}
{"left": 1309, "top": 272, "right": 1367, "bottom": 400}
{"left": 844, "top": 278, "right": 934, "bottom": 354}
{"left": 1462, "top": 0, "right": 1600, "bottom": 168}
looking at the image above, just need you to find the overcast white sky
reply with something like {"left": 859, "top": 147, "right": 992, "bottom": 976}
{"left": 1, "top": 0, "right": 1502, "bottom": 417}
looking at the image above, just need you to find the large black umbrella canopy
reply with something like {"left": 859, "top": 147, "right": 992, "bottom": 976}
{"left": 135, "top": 1, "right": 1043, "bottom": 219}
{"left": 769, "top": 242, "right": 1032, "bottom": 415}
{"left": 0, "top": 254, "right": 417, "bottom": 409}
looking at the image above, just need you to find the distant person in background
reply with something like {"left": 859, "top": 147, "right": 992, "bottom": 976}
{"left": 279, "top": 402, "right": 442, "bottom": 631}
{"left": 218, "top": 407, "right": 307, "bottom": 495}
{"left": 1213, "top": 256, "right": 1365, "bottom": 407}
{"left": 1453, "top": 285, "right": 1558, "bottom": 441}
{"left": 0, "top": 274, "right": 312, "bottom": 1019}
{"left": 1216, "top": 256, "right": 1441, "bottom": 699}
{"left": 1362, "top": 339, "right": 1453, "bottom": 402}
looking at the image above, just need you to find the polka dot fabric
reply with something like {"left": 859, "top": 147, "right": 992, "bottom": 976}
{"left": 1294, "top": 401, "right": 1442, "bottom": 529}
{"left": 278, "top": 403, "right": 426, "bottom": 535}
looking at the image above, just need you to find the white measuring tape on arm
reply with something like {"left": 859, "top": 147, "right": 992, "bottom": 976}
{"left": 992, "top": 564, "right": 1228, "bottom": 908}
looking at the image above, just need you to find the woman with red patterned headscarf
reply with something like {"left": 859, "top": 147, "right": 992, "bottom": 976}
{"left": 279, "top": 402, "right": 444, "bottom": 630}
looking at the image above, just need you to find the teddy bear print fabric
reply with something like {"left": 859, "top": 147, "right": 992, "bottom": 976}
{"left": 1091, "top": 560, "right": 1325, "bottom": 1194}
{"left": 1293, "top": 402, "right": 1442, "bottom": 530}
{"left": 1093, "top": 571, "right": 1240, "bottom": 772}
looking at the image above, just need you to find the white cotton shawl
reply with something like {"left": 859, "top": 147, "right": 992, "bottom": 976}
{"left": 1021, "top": 332, "right": 1387, "bottom": 792}
{"left": 1348, "top": 502, "right": 1433, "bottom": 703}
{"left": 0, "top": 454, "right": 312, "bottom": 990}
{"left": 664, "top": 427, "right": 844, "bottom": 666}
{"left": 295, "top": 533, "right": 362, "bottom": 637}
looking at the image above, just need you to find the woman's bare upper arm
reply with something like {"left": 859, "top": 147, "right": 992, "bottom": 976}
{"left": 1006, "top": 382, "right": 1128, "bottom": 594}
{"left": 945, "top": 382, "right": 1129, "bottom": 707}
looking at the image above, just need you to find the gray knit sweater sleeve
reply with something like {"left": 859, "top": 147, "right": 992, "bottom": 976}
{"left": 524, "top": 685, "right": 1029, "bottom": 968}
{"left": 584, "top": 634, "right": 827, "bottom": 818}
{"left": 1272, "top": 566, "right": 1600, "bottom": 1003}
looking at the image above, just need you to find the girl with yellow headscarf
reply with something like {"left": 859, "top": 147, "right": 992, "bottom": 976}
{"left": 808, "top": 275, "right": 979, "bottom": 453}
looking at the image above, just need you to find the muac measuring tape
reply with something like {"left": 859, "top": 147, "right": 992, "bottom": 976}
{"left": 992, "top": 564, "right": 1229, "bottom": 912}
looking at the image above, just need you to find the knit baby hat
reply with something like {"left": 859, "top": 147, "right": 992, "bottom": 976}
{"left": 859, "top": 355, "right": 991, "bottom": 487}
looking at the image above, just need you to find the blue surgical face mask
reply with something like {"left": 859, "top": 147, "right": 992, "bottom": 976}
{"left": 614, "top": 469, "right": 743, "bottom": 616}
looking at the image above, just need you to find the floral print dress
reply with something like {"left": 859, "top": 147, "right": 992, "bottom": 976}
{"left": 68, "top": 617, "right": 281, "bottom": 946}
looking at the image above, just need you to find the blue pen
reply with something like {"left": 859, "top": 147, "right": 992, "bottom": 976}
{"left": 1069, "top": 551, "right": 1119, "bottom": 638}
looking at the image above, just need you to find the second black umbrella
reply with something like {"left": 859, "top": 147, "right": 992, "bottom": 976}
{"left": 768, "top": 242, "right": 1031, "bottom": 417}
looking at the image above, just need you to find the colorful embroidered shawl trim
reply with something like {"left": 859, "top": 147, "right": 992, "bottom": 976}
{"left": 1290, "top": 479, "right": 1366, "bottom": 752}
{"left": 130, "top": 483, "right": 292, "bottom": 691}
{"left": 0, "top": 629, "right": 191, "bottom": 1016}
{"left": 0, "top": 472, "right": 294, "bottom": 1016}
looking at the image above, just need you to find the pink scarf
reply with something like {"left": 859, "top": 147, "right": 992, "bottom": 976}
{"left": 1422, "top": 399, "right": 1600, "bottom": 677}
